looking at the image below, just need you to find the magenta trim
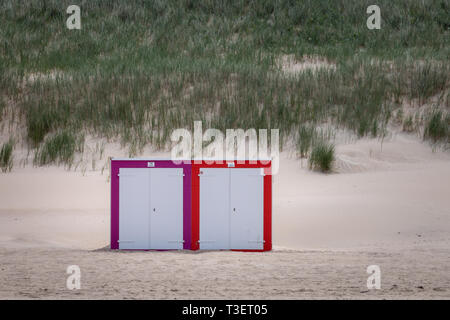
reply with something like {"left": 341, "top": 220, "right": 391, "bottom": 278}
{"left": 110, "top": 160, "right": 192, "bottom": 250}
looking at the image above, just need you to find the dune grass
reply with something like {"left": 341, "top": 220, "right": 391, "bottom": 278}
{"left": 0, "top": 0, "right": 448, "bottom": 169}
{"left": 35, "top": 130, "right": 84, "bottom": 166}
{"left": 403, "top": 115, "right": 415, "bottom": 133}
{"left": 424, "top": 110, "right": 449, "bottom": 144}
{"left": 309, "top": 140, "right": 335, "bottom": 173}
{"left": 296, "top": 125, "right": 316, "bottom": 158}
{"left": 409, "top": 63, "right": 449, "bottom": 106}
{"left": 0, "top": 139, "right": 14, "bottom": 172}
{"left": 0, "top": 99, "right": 4, "bottom": 121}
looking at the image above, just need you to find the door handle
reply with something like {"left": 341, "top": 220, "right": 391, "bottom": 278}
{"left": 233, "top": 208, "right": 236, "bottom": 213}
{"left": 153, "top": 208, "right": 156, "bottom": 213}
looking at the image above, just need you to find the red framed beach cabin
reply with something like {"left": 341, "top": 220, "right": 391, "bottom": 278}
{"left": 191, "top": 160, "right": 272, "bottom": 251}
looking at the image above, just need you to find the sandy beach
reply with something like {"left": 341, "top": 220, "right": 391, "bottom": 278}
{"left": 0, "top": 133, "right": 449, "bottom": 299}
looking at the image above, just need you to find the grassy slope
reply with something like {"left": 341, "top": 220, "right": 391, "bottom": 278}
{"left": 0, "top": 0, "right": 449, "bottom": 164}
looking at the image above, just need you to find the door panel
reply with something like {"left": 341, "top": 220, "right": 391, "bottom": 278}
{"left": 150, "top": 168, "right": 184, "bottom": 249}
{"left": 230, "top": 169, "right": 264, "bottom": 250}
{"left": 199, "top": 168, "right": 230, "bottom": 249}
{"left": 119, "top": 168, "right": 150, "bottom": 249}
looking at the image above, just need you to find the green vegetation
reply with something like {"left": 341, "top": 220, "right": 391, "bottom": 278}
{"left": 296, "top": 125, "right": 316, "bottom": 158}
{"left": 0, "top": 99, "right": 4, "bottom": 121}
{"left": 35, "top": 131, "right": 83, "bottom": 166}
{"left": 403, "top": 115, "right": 415, "bottom": 133}
{"left": 309, "top": 141, "right": 335, "bottom": 173}
{"left": 0, "top": 0, "right": 448, "bottom": 170}
{"left": 409, "top": 63, "right": 449, "bottom": 106}
{"left": 424, "top": 110, "right": 449, "bottom": 143}
{"left": 0, "top": 139, "right": 14, "bottom": 172}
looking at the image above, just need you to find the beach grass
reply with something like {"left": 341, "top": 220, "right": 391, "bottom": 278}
{"left": 35, "top": 130, "right": 84, "bottom": 166}
{"left": 424, "top": 109, "right": 449, "bottom": 144}
{"left": 0, "top": 139, "right": 14, "bottom": 172}
{"left": 0, "top": 0, "right": 448, "bottom": 169}
{"left": 309, "top": 140, "right": 335, "bottom": 173}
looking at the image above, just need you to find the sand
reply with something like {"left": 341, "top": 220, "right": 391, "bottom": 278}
{"left": 0, "top": 133, "right": 449, "bottom": 299}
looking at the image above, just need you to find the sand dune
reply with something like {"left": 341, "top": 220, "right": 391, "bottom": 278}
{"left": 0, "top": 133, "right": 449, "bottom": 299}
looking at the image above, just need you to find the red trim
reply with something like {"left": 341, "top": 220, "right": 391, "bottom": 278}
{"left": 191, "top": 165, "right": 200, "bottom": 250}
{"left": 263, "top": 167, "right": 272, "bottom": 251}
{"left": 191, "top": 160, "right": 272, "bottom": 251}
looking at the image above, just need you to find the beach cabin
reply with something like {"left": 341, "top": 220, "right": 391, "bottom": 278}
{"left": 110, "top": 159, "right": 192, "bottom": 250}
{"left": 191, "top": 160, "right": 272, "bottom": 251}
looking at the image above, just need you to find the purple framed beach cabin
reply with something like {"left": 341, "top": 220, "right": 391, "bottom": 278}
{"left": 110, "top": 159, "right": 191, "bottom": 250}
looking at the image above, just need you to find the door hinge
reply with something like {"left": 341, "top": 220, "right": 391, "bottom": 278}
{"left": 117, "top": 240, "right": 135, "bottom": 243}
{"left": 167, "top": 240, "right": 185, "bottom": 243}
{"left": 197, "top": 240, "right": 216, "bottom": 243}
{"left": 248, "top": 240, "right": 265, "bottom": 243}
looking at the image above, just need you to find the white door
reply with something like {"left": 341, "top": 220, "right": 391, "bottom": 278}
{"left": 230, "top": 169, "right": 264, "bottom": 250}
{"left": 119, "top": 168, "right": 150, "bottom": 249}
{"left": 199, "top": 168, "right": 230, "bottom": 249}
{"left": 119, "top": 168, "right": 184, "bottom": 250}
{"left": 150, "top": 168, "right": 184, "bottom": 249}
